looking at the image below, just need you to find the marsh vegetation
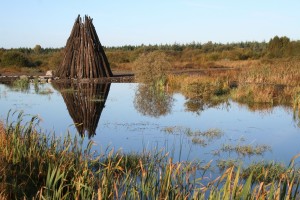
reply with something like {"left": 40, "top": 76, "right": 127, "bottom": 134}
{"left": 1, "top": 113, "right": 300, "bottom": 199}
{"left": 1, "top": 36, "right": 300, "bottom": 199}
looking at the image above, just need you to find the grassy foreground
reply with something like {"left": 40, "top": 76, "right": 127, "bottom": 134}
{"left": 1, "top": 112, "right": 300, "bottom": 199}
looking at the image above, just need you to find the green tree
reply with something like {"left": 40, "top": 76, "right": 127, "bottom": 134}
{"left": 0, "top": 51, "right": 32, "bottom": 67}
{"left": 33, "top": 44, "right": 42, "bottom": 54}
{"left": 268, "top": 36, "right": 290, "bottom": 58}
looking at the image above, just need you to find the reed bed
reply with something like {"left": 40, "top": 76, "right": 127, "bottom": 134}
{"left": 1, "top": 112, "right": 300, "bottom": 199}
{"left": 167, "top": 60, "right": 300, "bottom": 110}
{"left": 167, "top": 75, "right": 230, "bottom": 97}
{"left": 237, "top": 60, "right": 300, "bottom": 87}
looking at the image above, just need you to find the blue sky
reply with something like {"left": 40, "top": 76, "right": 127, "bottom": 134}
{"left": 1, "top": 0, "right": 300, "bottom": 48}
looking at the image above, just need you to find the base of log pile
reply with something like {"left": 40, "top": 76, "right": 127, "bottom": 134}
{"left": 0, "top": 74, "right": 134, "bottom": 84}
{"left": 52, "top": 74, "right": 134, "bottom": 84}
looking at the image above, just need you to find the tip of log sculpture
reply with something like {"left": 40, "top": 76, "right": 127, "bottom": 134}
{"left": 57, "top": 15, "right": 113, "bottom": 79}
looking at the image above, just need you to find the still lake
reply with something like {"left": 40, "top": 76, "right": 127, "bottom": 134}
{"left": 0, "top": 82, "right": 299, "bottom": 168}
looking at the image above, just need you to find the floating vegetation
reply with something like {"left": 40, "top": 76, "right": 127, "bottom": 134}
{"left": 221, "top": 143, "right": 271, "bottom": 156}
{"left": 217, "top": 159, "right": 239, "bottom": 171}
{"left": 197, "top": 128, "right": 223, "bottom": 140}
{"left": 105, "top": 122, "right": 160, "bottom": 132}
{"left": 191, "top": 138, "right": 207, "bottom": 146}
{"left": 163, "top": 127, "right": 223, "bottom": 139}
{"left": 162, "top": 126, "right": 187, "bottom": 134}
{"left": 163, "top": 127, "right": 224, "bottom": 147}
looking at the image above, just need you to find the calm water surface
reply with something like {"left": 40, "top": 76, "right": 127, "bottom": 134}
{"left": 0, "top": 83, "right": 299, "bottom": 167}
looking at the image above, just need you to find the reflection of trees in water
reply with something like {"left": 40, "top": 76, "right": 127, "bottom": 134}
{"left": 184, "top": 96, "right": 229, "bottom": 114}
{"left": 134, "top": 84, "right": 173, "bottom": 118}
{"left": 52, "top": 82, "right": 110, "bottom": 138}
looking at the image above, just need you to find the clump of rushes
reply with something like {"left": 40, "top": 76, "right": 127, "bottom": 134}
{"left": 200, "top": 155, "right": 300, "bottom": 200}
{"left": 12, "top": 77, "right": 30, "bottom": 92}
{"left": 2, "top": 111, "right": 300, "bottom": 199}
{"left": 0, "top": 111, "right": 204, "bottom": 199}
{"left": 0, "top": 121, "right": 6, "bottom": 199}
{"left": 0, "top": 121, "right": 5, "bottom": 147}
{"left": 294, "top": 88, "right": 300, "bottom": 120}
{"left": 1, "top": 111, "right": 97, "bottom": 199}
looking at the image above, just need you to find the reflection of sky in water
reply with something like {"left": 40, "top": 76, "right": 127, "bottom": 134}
{"left": 0, "top": 83, "right": 299, "bottom": 167}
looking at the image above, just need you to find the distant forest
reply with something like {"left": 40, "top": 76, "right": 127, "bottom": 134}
{"left": 0, "top": 36, "right": 300, "bottom": 71}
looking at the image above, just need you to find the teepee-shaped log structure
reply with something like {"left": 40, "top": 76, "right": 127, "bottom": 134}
{"left": 57, "top": 15, "right": 113, "bottom": 79}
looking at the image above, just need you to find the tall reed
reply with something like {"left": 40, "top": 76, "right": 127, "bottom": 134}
{"left": 1, "top": 112, "right": 300, "bottom": 199}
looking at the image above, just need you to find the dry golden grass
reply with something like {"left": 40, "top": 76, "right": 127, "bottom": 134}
{"left": 0, "top": 194, "right": 7, "bottom": 200}
{"left": 231, "top": 85, "right": 294, "bottom": 104}
{"left": 237, "top": 59, "right": 300, "bottom": 86}
{"left": 214, "top": 59, "right": 261, "bottom": 69}
{"left": 168, "top": 59, "right": 300, "bottom": 108}
{"left": 168, "top": 59, "right": 300, "bottom": 87}
{"left": 0, "top": 122, "right": 5, "bottom": 148}
{"left": 0, "top": 122, "right": 7, "bottom": 200}
{"left": 0, "top": 66, "right": 42, "bottom": 76}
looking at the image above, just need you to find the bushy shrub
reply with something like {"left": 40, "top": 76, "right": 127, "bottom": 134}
{"left": 132, "top": 51, "right": 171, "bottom": 86}
{"left": 0, "top": 51, "right": 32, "bottom": 67}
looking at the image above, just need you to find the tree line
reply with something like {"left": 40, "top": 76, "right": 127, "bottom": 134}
{"left": 0, "top": 36, "right": 300, "bottom": 69}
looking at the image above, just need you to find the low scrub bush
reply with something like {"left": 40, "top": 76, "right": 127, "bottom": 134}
{"left": 0, "top": 51, "right": 33, "bottom": 68}
{"left": 132, "top": 51, "right": 171, "bottom": 86}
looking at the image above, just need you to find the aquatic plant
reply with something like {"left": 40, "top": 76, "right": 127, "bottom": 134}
{"left": 12, "top": 77, "right": 30, "bottom": 92}
{"left": 242, "top": 161, "right": 288, "bottom": 183}
{"left": 293, "top": 89, "right": 300, "bottom": 122}
{"left": 37, "top": 88, "right": 53, "bottom": 95}
{"left": 1, "top": 112, "right": 300, "bottom": 199}
{"left": 217, "top": 159, "right": 239, "bottom": 171}
{"left": 221, "top": 143, "right": 271, "bottom": 156}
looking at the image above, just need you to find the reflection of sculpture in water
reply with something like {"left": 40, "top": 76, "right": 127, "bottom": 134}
{"left": 134, "top": 84, "right": 173, "bottom": 118}
{"left": 52, "top": 82, "right": 110, "bottom": 138}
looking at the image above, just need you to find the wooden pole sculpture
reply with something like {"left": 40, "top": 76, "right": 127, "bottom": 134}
{"left": 57, "top": 15, "right": 113, "bottom": 79}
